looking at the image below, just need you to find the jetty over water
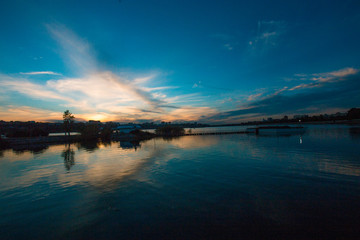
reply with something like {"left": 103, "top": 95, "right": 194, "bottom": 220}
{"left": 185, "top": 131, "right": 250, "bottom": 136}
{"left": 184, "top": 126, "right": 305, "bottom": 136}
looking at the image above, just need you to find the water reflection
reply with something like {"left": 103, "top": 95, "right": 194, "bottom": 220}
{"left": 61, "top": 144, "right": 75, "bottom": 171}
{"left": 318, "top": 161, "right": 360, "bottom": 177}
{"left": 168, "top": 135, "right": 219, "bottom": 149}
{"left": 349, "top": 127, "right": 360, "bottom": 140}
{"left": 101, "top": 140, "right": 112, "bottom": 148}
{"left": 0, "top": 125, "right": 360, "bottom": 239}
{"left": 161, "top": 135, "right": 182, "bottom": 142}
{"left": 12, "top": 144, "right": 49, "bottom": 155}
{"left": 119, "top": 141, "right": 140, "bottom": 150}
{"left": 77, "top": 141, "right": 101, "bottom": 152}
{"left": 76, "top": 140, "right": 142, "bottom": 152}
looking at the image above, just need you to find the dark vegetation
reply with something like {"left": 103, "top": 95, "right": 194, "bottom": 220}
{"left": 347, "top": 108, "right": 360, "bottom": 120}
{"left": 155, "top": 125, "right": 185, "bottom": 136}
{"left": 5, "top": 127, "right": 49, "bottom": 138}
{"left": 129, "top": 129, "right": 156, "bottom": 139}
{"left": 80, "top": 124, "right": 100, "bottom": 140}
{"left": 0, "top": 138, "right": 10, "bottom": 149}
{"left": 0, "top": 121, "right": 85, "bottom": 137}
{"left": 80, "top": 122, "right": 114, "bottom": 141}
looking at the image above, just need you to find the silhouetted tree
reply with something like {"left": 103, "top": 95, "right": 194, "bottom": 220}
{"left": 63, "top": 110, "right": 75, "bottom": 136}
{"left": 347, "top": 108, "right": 360, "bottom": 120}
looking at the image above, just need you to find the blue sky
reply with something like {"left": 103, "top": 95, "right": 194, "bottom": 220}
{"left": 0, "top": 0, "right": 359, "bottom": 123}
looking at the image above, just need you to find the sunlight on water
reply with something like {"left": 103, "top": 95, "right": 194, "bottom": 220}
{"left": 0, "top": 125, "right": 360, "bottom": 239}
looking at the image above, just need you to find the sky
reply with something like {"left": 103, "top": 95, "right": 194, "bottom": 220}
{"left": 0, "top": 0, "right": 360, "bottom": 123}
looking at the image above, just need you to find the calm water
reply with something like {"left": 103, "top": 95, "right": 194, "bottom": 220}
{"left": 1, "top": 125, "right": 360, "bottom": 239}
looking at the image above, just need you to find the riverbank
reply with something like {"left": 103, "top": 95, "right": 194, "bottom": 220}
{"left": 2, "top": 122, "right": 359, "bottom": 151}
{"left": 1, "top": 135, "right": 80, "bottom": 151}
{"left": 0, "top": 131, "right": 156, "bottom": 151}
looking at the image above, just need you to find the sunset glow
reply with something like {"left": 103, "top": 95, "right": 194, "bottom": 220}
{"left": 1, "top": 1, "right": 359, "bottom": 123}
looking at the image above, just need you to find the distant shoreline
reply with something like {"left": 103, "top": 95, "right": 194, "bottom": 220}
{"left": 1, "top": 132, "right": 156, "bottom": 151}
{"left": 1, "top": 121, "right": 359, "bottom": 152}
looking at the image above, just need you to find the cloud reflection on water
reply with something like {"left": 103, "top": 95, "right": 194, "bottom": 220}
{"left": 1, "top": 127, "right": 359, "bottom": 194}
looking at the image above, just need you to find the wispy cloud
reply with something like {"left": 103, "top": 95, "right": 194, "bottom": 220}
{"left": 192, "top": 81, "right": 203, "bottom": 88}
{"left": 326, "top": 68, "right": 358, "bottom": 78}
{"left": 247, "top": 92, "right": 265, "bottom": 101}
{"left": 223, "top": 43, "right": 234, "bottom": 51}
{"left": 45, "top": 24, "right": 169, "bottom": 109}
{"left": 211, "top": 33, "right": 238, "bottom": 51}
{"left": 161, "top": 106, "right": 218, "bottom": 122}
{"left": 46, "top": 23, "right": 97, "bottom": 74}
{"left": 0, "top": 24, "right": 217, "bottom": 122}
{"left": 288, "top": 67, "right": 359, "bottom": 91}
{"left": 248, "top": 20, "right": 286, "bottom": 54}
{"left": 205, "top": 67, "right": 360, "bottom": 123}
{"left": 0, "top": 74, "right": 72, "bottom": 102}
{"left": 0, "top": 71, "right": 213, "bottom": 121}
{"left": 20, "top": 71, "right": 62, "bottom": 76}
{"left": 288, "top": 83, "right": 320, "bottom": 91}
{"left": 309, "top": 67, "right": 358, "bottom": 83}
{"left": 0, "top": 106, "right": 60, "bottom": 121}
